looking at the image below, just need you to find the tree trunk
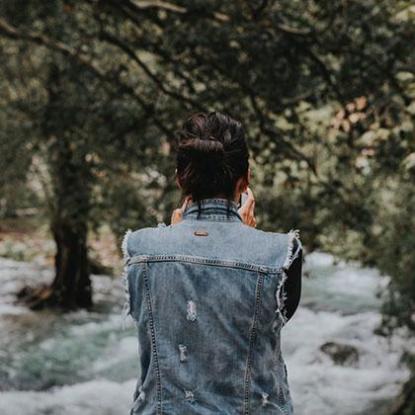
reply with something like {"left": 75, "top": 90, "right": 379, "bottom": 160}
{"left": 21, "top": 136, "right": 93, "bottom": 310}
{"left": 19, "top": 62, "right": 93, "bottom": 311}
{"left": 49, "top": 216, "right": 92, "bottom": 309}
{"left": 22, "top": 218, "right": 92, "bottom": 311}
{"left": 21, "top": 142, "right": 93, "bottom": 311}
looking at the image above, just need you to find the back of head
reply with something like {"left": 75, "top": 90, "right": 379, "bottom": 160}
{"left": 175, "top": 111, "right": 249, "bottom": 205}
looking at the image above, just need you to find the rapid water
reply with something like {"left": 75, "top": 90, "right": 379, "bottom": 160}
{"left": 0, "top": 253, "right": 411, "bottom": 415}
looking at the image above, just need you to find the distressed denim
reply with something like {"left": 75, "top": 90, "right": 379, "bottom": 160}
{"left": 122, "top": 198, "right": 301, "bottom": 415}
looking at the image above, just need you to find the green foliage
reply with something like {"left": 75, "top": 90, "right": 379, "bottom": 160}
{"left": 0, "top": 0, "right": 414, "bottom": 329}
{"left": 374, "top": 176, "right": 415, "bottom": 332}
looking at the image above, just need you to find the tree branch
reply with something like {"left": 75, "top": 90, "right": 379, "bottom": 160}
{"left": 99, "top": 29, "right": 206, "bottom": 112}
{"left": 0, "top": 17, "right": 176, "bottom": 139}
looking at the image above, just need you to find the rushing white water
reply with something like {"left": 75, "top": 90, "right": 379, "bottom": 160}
{"left": 0, "top": 253, "right": 412, "bottom": 415}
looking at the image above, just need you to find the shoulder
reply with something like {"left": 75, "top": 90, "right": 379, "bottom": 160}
{"left": 255, "top": 227, "right": 301, "bottom": 248}
{"left": 243, "top": 226, "right": 302, "bottom": 269}
{"left": 121, "top": 223, "right": 170, "bottom": 259}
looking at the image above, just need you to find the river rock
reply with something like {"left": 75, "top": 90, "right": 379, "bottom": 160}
{"left": 320, "top": 341, "right": 359, "bottom": 366}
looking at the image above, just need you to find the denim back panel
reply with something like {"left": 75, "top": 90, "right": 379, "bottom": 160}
{"left": 123, "top": 199, "right": 299, "bottom": 415}
{"left": 126, "top": 219, "right": 289, "bottom": 272}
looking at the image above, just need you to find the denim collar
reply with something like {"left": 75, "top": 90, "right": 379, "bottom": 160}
{"left": 182, "top": 198, "right": 243, "bottom": 222}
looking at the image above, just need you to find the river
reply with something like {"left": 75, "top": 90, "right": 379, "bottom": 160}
{"left": 0, "top": 253, "right": 411, "bottom": 414}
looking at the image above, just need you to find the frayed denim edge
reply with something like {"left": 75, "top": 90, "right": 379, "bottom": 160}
{"left": 283, "top": 229, "right": 302, "bottom": 270}
{"left": 121, "top": 228, "right": 135, "bottom": 329}
{"left": 276, "top": 229, "right": 302, "bottom": 326}
{"left": 275, "top": 269, "right": 289, "bottom": 326}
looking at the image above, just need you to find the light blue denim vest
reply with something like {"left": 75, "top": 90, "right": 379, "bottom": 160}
{"left": 122, "top": 198, "right": 301, "bottom": 415}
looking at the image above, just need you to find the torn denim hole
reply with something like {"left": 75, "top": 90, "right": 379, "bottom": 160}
{"left": 261, "top": 392, "right": 270, "bottom": 407}
{"left": 184, "top": 389, "right": 195, "bottom": 403}
{"left": 186, "top": 300, "right": 197, "bottom": 321}
{"left": 178, "top": 344, "right": 188, "bottom": 362}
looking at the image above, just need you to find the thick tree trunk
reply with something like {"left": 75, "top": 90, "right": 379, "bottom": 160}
{"left": 18, "top": 61, "right": 93, "bottom": 311}
{"left": 21, "top": 217, "right": 92, "bottom": 311}
{"left": 20, "top": 145, "right": 93, "bottom": 310}
{"left": 49, "top": 217, "right": 92, "bottom": 309}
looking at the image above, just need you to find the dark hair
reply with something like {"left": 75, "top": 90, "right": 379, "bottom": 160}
{"left": 175, "top": 111, "right": 249, "bottom": 217}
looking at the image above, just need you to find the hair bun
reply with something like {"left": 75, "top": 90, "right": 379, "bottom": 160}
{"left": 175, "top": 111, "right": 249, "bottom": 204}
{"left": 179, "top": 138, "right": 225, "bottom": 157}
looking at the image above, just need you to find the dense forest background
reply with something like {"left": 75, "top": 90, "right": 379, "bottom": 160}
{"left": 0, "top": 1, "right": 414, "bottom": 413}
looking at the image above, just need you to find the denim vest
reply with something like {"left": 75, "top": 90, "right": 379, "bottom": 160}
{"left": 122, "top": 198, "right": 301, "bottom": 415}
